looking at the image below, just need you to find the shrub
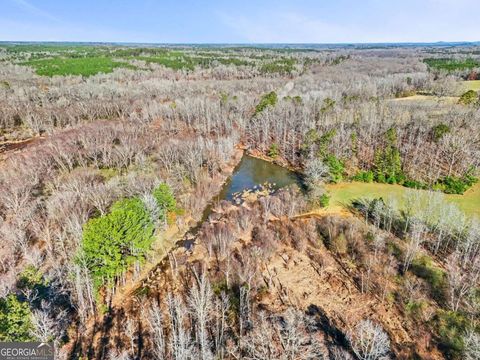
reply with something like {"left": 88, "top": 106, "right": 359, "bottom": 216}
{"left": 324, "top": 154, "right": 345, "bottom": 183}
{"left": 403, "top": 179, "right": 428, "bottom": 190}
{"left": 268, "top": 143, "right": 280, "bottom": 158}
{"left": 431, "top": 123, "right": 451, "bottom": 142}
{"left": 395, "top": 90, "right": 416, "bottom": 98}
{"left": 459, "top": 90, "right": 479, "bottom": 105}
{"left": 353, "top": 170, "right": 374, "bottom": 183}
{"left": 152, "top": 183, "right": 177, "bottom": 214}
{"left": 376, "top": 173, "right": 386, "bottom": 183}
{"left": 411, "top": 255, "right": 447, "bottom": 302}
{"left": 434, "top": 310, "right": 469, "bottom": 359}
{"left": 434, "top": 173, "right": 478, "bottom": 194}
{"left": 0, "top": 295, "right": 34, "bottom": 341}
{"left": 319, "top": 193, "right": 330, "bottom": 207}
{"left": 292, "top": 95, "right": 303, "bottom": 105}
{"left": 329, "top": 233, "right": 348, "bottom": 255}
{"left": 405, "top": 300, "right": 428, "bottom": 319}
{"left": 79, "top": 197, "right": 155, "bottom": 290}
{"left": 320, "top": 98, "right": 336, "bottom": 113}
{"left": 17, "top": 265, "right": 45, "bottom": 290}
{"left": 17, "top": 266, "right": 49, "bottom": 305}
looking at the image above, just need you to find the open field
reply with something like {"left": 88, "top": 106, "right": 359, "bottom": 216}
{"left": 463, "top": 80, "right": 480, "bottom": 91}
{"left": 22, "top": 56, "right": 136, "bottom": 76}
{"left": 326, "top": 181, "right": 480, "bottom": 217}
{"left": 2, "top": 44, "right": 312, "bottom": 76}
{"left": 390, "top": 94, "right": 459, "bottom": 103}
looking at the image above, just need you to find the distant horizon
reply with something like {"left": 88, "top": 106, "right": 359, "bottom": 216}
{"left": 2, "top": 40, "right": 480, "bottom": 47}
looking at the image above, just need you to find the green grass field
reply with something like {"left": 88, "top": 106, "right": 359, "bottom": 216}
{"left": 326, "top": 182, "right": 479, "bottom": 217}
{"left": 424, "top": 58, "right": 480, "bottom": 71}
{"left": 22, "top": 57, "right": 136, "bottom": 76}
{"left": 3, "top": 44, "right": 306, "bottom": 76}
{"left": 463, "top": 80, "right": 480, "bottom": 91}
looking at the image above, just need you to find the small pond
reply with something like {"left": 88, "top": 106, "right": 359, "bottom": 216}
{"left": 217, "top": 155, "right": 303, "bottom": 201}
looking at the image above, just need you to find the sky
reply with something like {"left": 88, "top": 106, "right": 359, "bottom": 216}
{"left": 1, "top": 0, "right": 479, "bottom": 43}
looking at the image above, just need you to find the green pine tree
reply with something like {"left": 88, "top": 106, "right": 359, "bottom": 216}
{"left": 0, "top": 295, "right": 34, "bottom": 341}
{"left": 79, "top": 197, "right": 155, "bottom": 290}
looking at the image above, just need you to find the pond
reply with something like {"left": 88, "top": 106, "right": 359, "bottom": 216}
{"left": 217, "top": 155, "right": 304, "bottom": 202}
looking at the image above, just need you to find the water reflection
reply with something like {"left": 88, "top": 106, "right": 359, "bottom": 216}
{"left": 217, "top": 155, "right": 303, "bottom": 201}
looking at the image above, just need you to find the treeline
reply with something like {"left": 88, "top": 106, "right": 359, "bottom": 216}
{"left": 1, "top": 45, "right": 324, "bottom": 77}
{"left": 247, "top": 92, "right": 479, "bottom": 190}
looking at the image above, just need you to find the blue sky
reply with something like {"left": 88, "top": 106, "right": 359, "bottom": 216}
{"left": 1, "top": 0, "right": 478, "bottom": 43}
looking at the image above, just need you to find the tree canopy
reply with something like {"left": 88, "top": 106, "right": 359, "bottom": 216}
{"left": 0, "top": 295, "right": 34, "bottom": 342}
{"left": 79, "top": 197, "right": 155, "bottom": 289}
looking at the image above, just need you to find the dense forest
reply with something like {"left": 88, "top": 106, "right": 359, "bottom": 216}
{"left": 0, "top": 43, "right": 479, "bottom": 360}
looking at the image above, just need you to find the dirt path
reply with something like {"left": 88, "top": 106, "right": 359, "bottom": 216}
{"left": 293, "top": 208, "right": 353, "bottom": 220}
{"left": 0, "top": 136, "right": 43, "bottom": 159}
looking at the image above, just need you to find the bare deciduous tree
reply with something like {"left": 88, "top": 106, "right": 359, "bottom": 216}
{"left": 188, "top": 271, "right": 213, "bottom": 360}
{"left": 347, "top": 320, "right": 390, "bottom": 360}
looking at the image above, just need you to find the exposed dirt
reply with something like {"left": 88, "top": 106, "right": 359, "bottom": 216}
{"left": 256, "top": 232, "right": 442, "bottom": 359}
{"left": 0, "top": 136, "right": 43, "bottom": 159}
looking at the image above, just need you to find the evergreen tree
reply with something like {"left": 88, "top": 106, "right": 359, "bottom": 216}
{"left": 153, "top": 183, "right": 177, "bottom": 214}
{"left": 374, "top": 128, "right": 404, "bottom": 184}
{"left": 0, "top": 295, "right": 34, "bottom": 341}
{"left": 79, "top": 197, "right": 155, "bottom": 289}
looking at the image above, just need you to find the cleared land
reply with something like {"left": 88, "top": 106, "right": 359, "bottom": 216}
{"left": 22, "top": 57, "right": 135, "bottom": 76}
{"left": 390, "top": 94, "right": 459, "bottom": 103}
{"left": 326, "top": 181, "right": 480, "bottom": 217}
{"left": 463, "top": 80, "right": 480, "bottom": 91}
{"left": 6, "top": 45, "right": 306, "bottom": 76}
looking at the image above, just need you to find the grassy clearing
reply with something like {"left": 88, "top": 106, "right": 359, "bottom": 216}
{"left": 390, "top": 95, "right": 459, "bottom": 103}
{"left": 5, "top": 44, "right": 306, "bottom": 75}
{"left": 462, "top": 80, "right": 480, "bottom": 91}
{"left": 22, "top": 57, "right": 136, "bottom": 76}
{"left": 326, "top": 182, "right": 479, "bottom": 217}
